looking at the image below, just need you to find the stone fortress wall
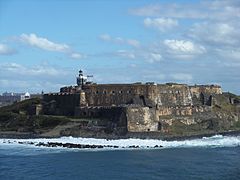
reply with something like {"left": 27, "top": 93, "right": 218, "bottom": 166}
{"left": 81, "top": 83, "right": 222, "bottom": 107}
{"left": 43, "top": 70, "right": 226, "bottom": 133}
{"left": 43, "top": 93, "right": 80, "bottom": 116}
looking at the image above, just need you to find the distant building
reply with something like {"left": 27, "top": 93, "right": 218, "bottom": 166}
{"left": 0, "top": 92, "right": 33, "bottom": 107}
{"left": 20, "top": 92, "right": 31, "bottom": 101}
{"left": 0, "top": 92, "right": 21, "bottom": 107}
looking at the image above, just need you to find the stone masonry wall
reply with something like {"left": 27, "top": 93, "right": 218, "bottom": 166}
{"left": 190, "top": 85, "right": 222, "bottom": 98}
{"left": 83, "top": 83, "right": 195, "bottom": 107}
{"left": 57, "top": 83, "right": 222, "bottom": 108}
{"left": 152, "top": 84, "right": 193, "bottom": 106}
{"left": 83, "top": 84, "right": 156, "bottom": 107}
{"left": 126, "top": 106, "right": 159, "bottom": 132}
{"left": 43, "top": 93, "right": 80, "bottom": 116}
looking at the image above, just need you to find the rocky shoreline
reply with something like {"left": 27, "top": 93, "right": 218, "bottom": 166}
{"left": 1, "top": 130, "right": 240, "bottom": 141}
{"left": 1, "top": 140, "right": 150, "bottom": 149}
{"left": 20, "top": 141, "right": 162, "bottom": 149}
{"left": 1, "top": 96, "right": 240, "bottom": 143}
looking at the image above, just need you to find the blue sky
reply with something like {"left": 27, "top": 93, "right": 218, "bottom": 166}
{"left": 0, "top": 0, "right": 239, "bottom": 94}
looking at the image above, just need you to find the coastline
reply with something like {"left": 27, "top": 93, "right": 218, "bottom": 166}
{"left": 1, "top": 130, "right": 240, "bottom": 141}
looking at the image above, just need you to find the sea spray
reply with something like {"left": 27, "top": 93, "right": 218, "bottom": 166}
{"left": 1, "top": 135, "right": 240, "bottom": 151}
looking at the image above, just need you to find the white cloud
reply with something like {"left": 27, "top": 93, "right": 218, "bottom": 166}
{"left": 215, "top": 48, "right": 240, "bottom": 61}
{"left": 0, "top": 63, "right": 75, "bottom": 93}
{"left": 143, "top": 17, "right": 178, "bottom": 32}
{"left": 164, "top": 40, "right": 194, "bottom": 52}
{"left": 102, "top": 39, "right": 204, "bottom": 62}
{"left": 0, "top": 63, "right": 67, "bottom": 76}
{"left": 0, "top": 79, "right": 66, "bottom": 93}
{"left": 130, "top": 64, "right": 137, "bottom": 68}
{"left": 221, "top": 61, "right": 240, "bottom": 67}
{"left": 20, "top": 33, "right": 70, "bottom": 52}
{"left": 145, "top": 52, "right": 162, "bottom": 63}
{"left": 149, "top": 53, "right": 162, "bottom": 61}
{"left": 70, "top": 53, "right": 83, "bottom": 59}
{"left": 99, "top": 34, "right": 111, "bottom": 41}
{"left": 111, "top": 49, "right": 163, "bottom": 63}
{"left": 143, "top": 73, "right": 166, "bottom": 81}
{"left": 130, "top": 1, "right": 240, "bottom": 20}
{"left": 130, "top": 4, "right": 207, "bottom": 19}
{"left": 116, "top": 50, "right": 136, "bottom": 59}
{"left": 0, "top": 44, "right": 16, "bottom": 55}
{"left": 99, "top": 35, "right": 165, "bottom": 62}
{"left": 126, "top": 39, "right": 140, "bottom": 47}
{"left": 99, "top": 34, "right": 140, "bottom": 47}
{"left": 139, "top": 69, "right": 167, "bottom": 82}
{"left": 170, "top": 73, "right": 193, "bottom": 81}
{"left": 19, "top": 33, "right": 84, "bottom": 59}
{"left": 189, "top": 22, "right": 240, "bottom": 46}
{"left": 164, "top": 39, "right": 205, "bottom": 54}
{"left": 128, "top": 0, "right": 240, "bottom": 65}
{"left": 0, "top": 79, "right": 31, "bottom": 88}
{"left": 115, "top": 37, "right": 124, "bottom": 43}
{"left": 188, "top": 21, "right": 240, "bottom": 61}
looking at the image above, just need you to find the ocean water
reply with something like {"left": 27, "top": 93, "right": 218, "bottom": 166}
{"left": 0, "top": 135, "right": 240, "bottom": 180}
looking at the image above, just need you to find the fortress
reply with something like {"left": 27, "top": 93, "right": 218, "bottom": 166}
{"left": 41, "top": 70, "right": 237, "bottom": 136}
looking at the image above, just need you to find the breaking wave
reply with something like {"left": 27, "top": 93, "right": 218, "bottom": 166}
{"left": 1, "top": 135, "right": 240, "bottom": 153}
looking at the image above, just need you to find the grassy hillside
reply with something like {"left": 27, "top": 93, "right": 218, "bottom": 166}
{"left": 0, "top": 98, "right": 70, "bottom": 133}
{"left": 0, "top": 98, "right": 41, "bottom": 114}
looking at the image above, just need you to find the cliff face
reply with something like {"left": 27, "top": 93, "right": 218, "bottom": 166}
{"left": 126, "top": 107, "right": 158, "bottom": 132}
{"left": 125, "top": 92, "right": 240, "bottom": 137}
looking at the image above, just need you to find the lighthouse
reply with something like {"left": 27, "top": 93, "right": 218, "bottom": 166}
{"left": 77, "top": 70, "right": 87, "bottom": 89}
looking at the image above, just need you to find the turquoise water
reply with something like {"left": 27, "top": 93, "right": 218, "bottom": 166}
{"left": 0, "top": 145, "right": 240, "bottom": 179}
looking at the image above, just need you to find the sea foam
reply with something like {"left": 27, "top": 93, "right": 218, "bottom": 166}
{"left": 1, "top": 135, "right": 240, "bottom": 151}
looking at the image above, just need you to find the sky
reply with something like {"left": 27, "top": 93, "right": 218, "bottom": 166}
{"left": 0, "top": 0, "right": 239, "bottom": 94}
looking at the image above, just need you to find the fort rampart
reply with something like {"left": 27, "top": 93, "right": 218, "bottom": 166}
{"left": 42, "top": 70, "right": 231, "bottom": 134}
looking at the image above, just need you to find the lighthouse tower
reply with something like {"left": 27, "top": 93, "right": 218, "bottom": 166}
{"left": 77, "top": 70, "right": 87, "bottom": 89}
{"left": 76, "top": 70, "right": 88, "bottom": 106}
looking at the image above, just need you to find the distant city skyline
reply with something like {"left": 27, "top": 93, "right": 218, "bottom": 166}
{"left": 0, "top": 0, "right": 239, "bottom": 94}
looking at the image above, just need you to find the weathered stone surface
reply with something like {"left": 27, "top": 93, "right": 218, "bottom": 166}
{"left": 180, "top": 118, "right": 196, "bottom": 125}
{"left": 126, "top": 107, "right": 158, "bottom": 132}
